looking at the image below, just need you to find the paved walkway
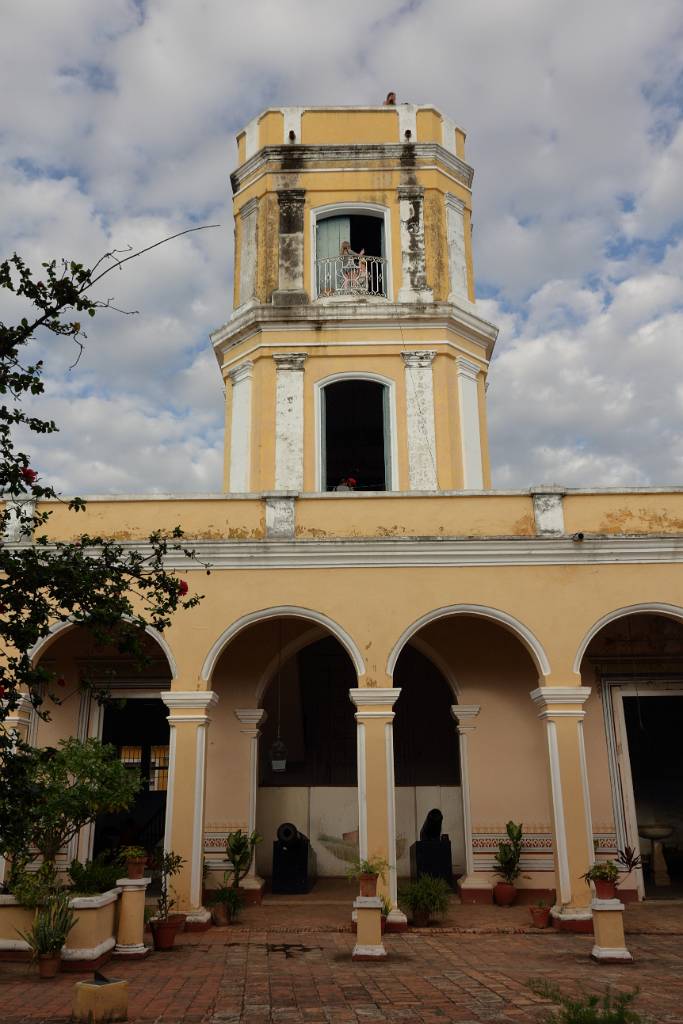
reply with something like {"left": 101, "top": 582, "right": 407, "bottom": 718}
{"left": 2, "top": 918, "right": 683, "bottom": 1023}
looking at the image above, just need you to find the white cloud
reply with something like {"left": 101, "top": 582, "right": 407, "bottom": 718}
{"left": 0, "top": 0, "right": 682, "bottom": 492}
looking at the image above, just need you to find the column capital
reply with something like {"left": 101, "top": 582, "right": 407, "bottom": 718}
{"left": 455, "top": 357, "right": 481, "bottom": 381}
{"left": 445, "top": 191, "right": 465, "bottom": 213}
{"left": 239, "top": 196, "right": 259, "bottom": 219}
{"left": 349, "top": 687, "right": 401, "bottom": 710}
{"left": 530, "top": 686, "right": 591, "bottom": 719}
{"left": 397, "top": 184, "right": 424, "bottom": 201}
{"left": 227, "top": 360, "right": 254, "bottom": 385}
{"left": 450, "top": 704, "right": 481, "bottom": 733}
{"left": 162, "top": 690, "right": 219, "bottom": 723}
{"left": 401, "top": 350, "right": 437, "bottom": 368}
{"left": 273, "top": 352, "right": 307, "bottom": 371}
{"left": 234, "top": 708, "right": 267, "bottom": 735}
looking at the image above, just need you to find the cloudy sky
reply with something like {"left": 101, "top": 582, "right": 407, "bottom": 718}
{"left": 1, "top": 0, "right": 682, "bottom": 493}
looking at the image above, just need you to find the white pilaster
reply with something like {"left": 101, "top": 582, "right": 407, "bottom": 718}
{"left": 274, "top": 353, "right": 307, "bottom": 491}
{"left": 228, "top": 361, "right": 254, "bottom": 493}
{"left": 456, "top": 358, "right": 484, "bottom": 489}
{"left": 402, "top": 351, "right": 438, "bottom": 491}
{"left": 398, "top": 103, "right": 417, "bottom": 141}
{"left": 234, "top": 708, "right": 267, "bottom": 886}
{"left": 451, "top": 704, "right": 481, "bottom": 880}
{"left": 530, "top": 487, "right": 566, "bottom": 537}
{"left": 237, "top": 197, "right": 259, "bottom": 309}
{"left": 445, "top": 194, "right": 470, "bottom": 306}
{"left": 397, "top": 186, "right": 433, "bottom": 303}
{"left": 162, "top": 690, "right": 219, "bottom": 919}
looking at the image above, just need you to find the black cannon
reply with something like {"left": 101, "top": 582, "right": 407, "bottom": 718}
{"left": 271, "top": 822, "right": 317, "bottom": 894}
{"left": 409, "top": 808, "right": 454, "bottom": 888}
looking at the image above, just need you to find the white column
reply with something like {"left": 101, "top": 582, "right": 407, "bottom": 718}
{"left": 402, "top": 351, "right": 438, "bottom": 491}
{"left": 349, "top": 687, "right": 406, "bottom": 928}
{"left": 456, "top": 357, "right": 484, "bottom": 489}
{"left": 450, "top": 704, "right": 481, "bottom": 883}
{"left": 445, "top": 193, "right": 469, "bottom": 306}
{"left": 228, "top": 361, "right": 254, "bottom": 492}
{"left": 161, "top": 690, "right": 219, "bottom": 923}
{"left": 530, "top": 686, "right": 593, "bottom": 926}
{"left": 274, "top": 353, "right": 307, "bottom": 491}
{"left": 234, "top": 708, "right": 267, "bottom": 888}
{"left": 237, "top": 197, "right": 259, "bottom": 309}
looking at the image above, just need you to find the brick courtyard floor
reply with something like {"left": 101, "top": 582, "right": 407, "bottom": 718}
{"left": 2, "top": 902, "right": 683, "bottom": 1023}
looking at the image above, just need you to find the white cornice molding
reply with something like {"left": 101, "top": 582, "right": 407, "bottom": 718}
{"left": 273, "top": 352, "right": 308, "bottom": 371}
{"left": 161, "top": 691, "right": 219, "bottom": 711}
{"left": 234, "top": 708, "right": 267, "bottom": 728}
{"left": 401, "top": 350, "right": 437, "bottom": 367}
{"left": 456, "top": 356, "right": 481, "bottom": 380}
{"left": 349, "top": 687, "right": 401, "bottom": 708}
{"left": 10, "top": 536, "right": 683, "bottom": 571}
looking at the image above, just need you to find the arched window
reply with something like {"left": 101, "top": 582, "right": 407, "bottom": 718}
{"left": 321, "top": 378, "right": 391, "bottom": 491}
{"left": 315, "top": 210, "right": 387, "bottom": 298}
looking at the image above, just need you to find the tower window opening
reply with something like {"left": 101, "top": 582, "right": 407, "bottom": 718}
{"left": 322, "top": 379, "right": 390, "bottom": 491}
{"left": 315, "top": 213, "right": 387, "bottom": 297}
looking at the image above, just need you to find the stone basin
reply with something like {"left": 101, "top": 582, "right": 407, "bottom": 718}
{"left": 638, "top": 824, "right": 673, "bottom": 841}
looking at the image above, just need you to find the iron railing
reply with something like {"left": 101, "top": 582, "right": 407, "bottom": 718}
{"left": 315, "top": 254, "right": 387, "bottom": 298}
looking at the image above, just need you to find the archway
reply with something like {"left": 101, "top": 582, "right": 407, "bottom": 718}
{"left": 205, "top": 613, "right": 362, "bottom": 891}
{"left": 30, "top": 623, "right": 173, "bottom": 863}
{"left": 579, "top": 609, "right": 683, "bottom": 899}
{"left": 389, "top": 609, "right": 552, "bottom": 900}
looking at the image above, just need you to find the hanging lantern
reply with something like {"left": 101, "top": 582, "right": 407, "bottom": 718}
{"left": 270, "top": 737, "right": 288, "bottom": 772}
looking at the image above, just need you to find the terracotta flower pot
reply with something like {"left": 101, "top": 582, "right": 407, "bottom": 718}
{"left": 529, "top": 906, "right": 551, "bottom": 928}
{"left": 150, "top": 918, "right": 179, "bottom": 951}
{"left": 359, "top": 873, "right": 378, "bottom": 897}
{"left": 211, "top": 903, "right": 230, "bottom": 927}
{"left": 412, "top": 908, "right": 430, "bottom": 928}
{"left": 126, "top": 857, "right": 147, "bottom": 880}
{"left": 594, "top": 879, "right": 617, "bottom": 900}
{"left": 493, "top": 882, "right": 517, "bottom": 906}
{"left": 38, "top": 953, "right": 61, "bottom": 979}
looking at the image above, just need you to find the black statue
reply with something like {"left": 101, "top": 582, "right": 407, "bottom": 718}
{"left": 271, "top": 821, "right": 317, "bottom": 894}
{"left": 420, "top": 808, "right": 443, "bottom": 841}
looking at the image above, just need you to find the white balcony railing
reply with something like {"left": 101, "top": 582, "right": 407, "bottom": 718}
{"left": 315, "top": 255, "right": 387, "bottom": 298}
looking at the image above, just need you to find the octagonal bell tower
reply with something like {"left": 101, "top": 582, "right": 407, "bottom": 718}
{"left": 211, "top": 103, "right": 498, "bottom": 494}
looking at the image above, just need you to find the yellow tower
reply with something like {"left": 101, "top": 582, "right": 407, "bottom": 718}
{"left": 212, "top": 103, "right": 498, "bottom": 495}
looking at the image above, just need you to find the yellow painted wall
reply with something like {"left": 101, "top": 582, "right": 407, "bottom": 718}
{"left": 301, "top": 109, "right": 399, "bottom": 145}
{"left": 416, "top": 108, "right": 443, "bottom": 144}
{"left": 258, "top": 110, "right": 284, "bottom": 147}
{"left": 564, "top": 492, "right": 683, "bottom": 534}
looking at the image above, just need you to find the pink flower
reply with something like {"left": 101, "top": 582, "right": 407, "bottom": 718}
{"left": 178, "top": 580, "right": 189, "bottom": 596}
{"left": 20, "top": 467, "right": 38, "bottom": 485}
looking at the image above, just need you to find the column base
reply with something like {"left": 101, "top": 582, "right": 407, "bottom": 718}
{"left": 240, "top": 875, "right": 266, "bottom": 905}
{"left": 183, "top": 907, "right": 212, "bottom": 932}
{"left": 114, "top": 942, "right": 150, "bottom": 959}
{"left": 551, "top": 905, "right": 593, "bottom": 934}
{"left": 457, "top": 875, "right": 493, "bottom": 904}
{"left": 386, "top": 908, "right": 408, "bottom": 933}
{"left": 591, "top": 944, "right": 634, "bottom": 964}
{"left": 271, "top": 289, "right": 309, "bottom": 306}
{"left": 352, "top": 943, "right": 387, "bottom": 961}
{"left": 398, "top": 287, "right": 434, "bottom": 304}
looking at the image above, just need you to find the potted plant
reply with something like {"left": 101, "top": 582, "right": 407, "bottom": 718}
{"left": 17, "top": 891, "right": 77, "bottom": 979}
{"left": 399, "top": 874, "right": 450, "bottom": 927}
{"left": 493, "top": 821, "right": 524, "bottom": 906}
{"left": 120, "top": 845, "right": 148, "bottom": 880}
{"left": 380, "top": 894, "right": 392, "bottom": 934}
{"left": 346, "top": 856, "right": 389, "bottom": 897}
{"left": 207, "top": 880, "right": 244, "bottom": 926}
{"left": 149, "top": 850, "right": 185, "bottom": 951}
{"left": 582, "top": 860, "right": 620, "bottom": 900}
{"left": 529, "top": 899, "right": 551, "bottom": 928}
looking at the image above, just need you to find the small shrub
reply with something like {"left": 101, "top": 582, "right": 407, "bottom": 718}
{"left": 528, "top": 980, "right": 643, "bottom": 1023}
{"left": 68, "top": 853, "right": 120, "bottom": 895}
{"left": 582, "top": 860, "right": 619, "bottom": 884}
{"left": 494, "top": 821, "right": 524, "bottom": 883}
{"left": 346, "top": 856, "right": 389, "bottom": 881}
{"left": 17, "top": 891, "right": 77, "bottom": 958}
{"left": 10, "top": 863, "right": 60, "bottom": 908}
{"left": 399, "top": 875, "right": 451, "bottom": 917}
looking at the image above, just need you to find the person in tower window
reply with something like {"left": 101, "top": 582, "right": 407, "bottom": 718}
{"left": 335, "top": 476, "right": 357, "bottom": 491}
{"left": 339, "top": 241, "right": 367, "bottom": 291}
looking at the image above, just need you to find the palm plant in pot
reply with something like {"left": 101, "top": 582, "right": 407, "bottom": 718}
{"left": 17, "top": 891, "right": 77, "bottom": 979}
{"left": 493, "top": 820, "right": 524, "bottom": 906}
{"left": 207, "top": 880, "right": 244, "bottom": 926}
{"left": 399, "top": 874, "right": 451, "bottom": 927}
{"left": 149, "top": 850, "right": 185, "bottom": 951}
{"left": 582, "top": 860, "right": 620, "bottom": 900}
{"left": 346, "top": 856, "right": 389, "bottom": 897}
{"left": 529, "top": 899, "right": 551, "bottom": 928}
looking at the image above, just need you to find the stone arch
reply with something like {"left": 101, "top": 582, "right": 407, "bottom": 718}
{"left": 572, "top": 602, "right": 683, "bottom": 674}
{"left": 28, "top": 618, "right": 178, "bottom": 678}
{"left": 201, "top": 605, "right": 366, "bottom": 683}
{"left": 386, "top": 603, "right": 551, "bottom": 680}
